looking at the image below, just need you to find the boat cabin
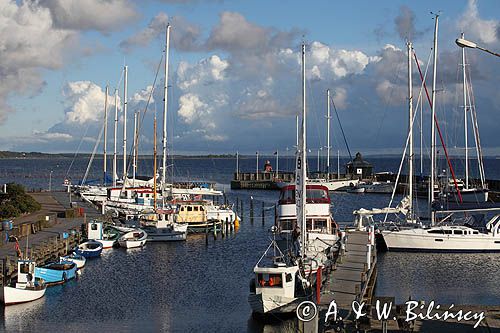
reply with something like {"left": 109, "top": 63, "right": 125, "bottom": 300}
{"left": 276, "top": 185, "right": 336, "bottom": 234}
{"left": 87, "top": 221, "right": 103, "bottom": 240}
{"left": 176, "top": 203, "right": 207, "bottom": 223}
{"left": 18, "top": 260, "right": 36, "bottom": 284}
{"left": 253, "top": 265, "right": 298, "bottom": 299}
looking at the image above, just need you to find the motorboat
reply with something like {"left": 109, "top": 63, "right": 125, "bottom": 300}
{"left": 1, "top": 259, "right": 46, "bottom": 305}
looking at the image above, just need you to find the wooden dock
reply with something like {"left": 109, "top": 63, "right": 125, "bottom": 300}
{"left": 0, "top": 191, "right": 103, "bottom": 286}
{"left": 317, "top": 230, "right": 377, "bottom": 331}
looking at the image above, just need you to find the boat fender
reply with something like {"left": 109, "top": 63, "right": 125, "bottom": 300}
{"left": 62, "top": 272, "right": 68, "bottom": 282}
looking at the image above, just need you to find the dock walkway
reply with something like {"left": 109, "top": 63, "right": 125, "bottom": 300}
{"left": 0, "top": 191, "right": 102, "bottom": 285}
{"left": 320, "top": 230, "right": 376, "bottom": 309}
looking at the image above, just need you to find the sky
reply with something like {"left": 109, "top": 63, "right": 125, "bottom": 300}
{"left": 0, "top": 0, "right": 499, "bottom": 156}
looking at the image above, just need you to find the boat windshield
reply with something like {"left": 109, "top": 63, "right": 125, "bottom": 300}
{"left": 279, "top": 187, "right": 329, "bottom": 204}
{"left": 257, "top": 273, "right": 283, "bottom": 288}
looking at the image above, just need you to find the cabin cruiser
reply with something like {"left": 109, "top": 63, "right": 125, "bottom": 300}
{"left": 276, "top": 185, "right": 341, "bottom": 253}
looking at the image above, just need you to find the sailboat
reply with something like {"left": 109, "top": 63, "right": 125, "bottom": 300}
{"left": 440, "top": 32, "right": 488, "bottom": 203}
{"left": 380, "top": 20, "right": 500, "bottom": 252}
{"left": 249, "top": 43, "right": 337, "bottom": 315}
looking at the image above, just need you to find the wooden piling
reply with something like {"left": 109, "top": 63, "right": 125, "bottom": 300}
{"left": 261, "top": 201, "right": 265, "bottom": 225}
{"left": 250, "top": 198, "right": 254, "bottom": 224}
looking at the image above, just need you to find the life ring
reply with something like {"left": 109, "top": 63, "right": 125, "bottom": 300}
{"left": 62, "top": 272, "right": 68, "bottom": 282}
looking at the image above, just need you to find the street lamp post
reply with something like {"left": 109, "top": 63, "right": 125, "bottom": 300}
{"left": 455, "top": 37, "right": 500, "bottom": 57}
{"left": 49, "top": 170, "right": 53, "bottom": 192}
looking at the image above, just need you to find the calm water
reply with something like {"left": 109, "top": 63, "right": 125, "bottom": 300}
{"left": 0, "top": 156, "right": 499, "bottom": 332}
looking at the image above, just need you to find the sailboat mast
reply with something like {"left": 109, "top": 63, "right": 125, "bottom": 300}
{"left": 113, "top": 89, "right": 118, "bottom": 187}
{"left": 295, "top": 114, "right": 299, "bottom": 148}
{"left": 162, "top": 24, "right": 171, "bottom": 189}
{"left": 133, "top": 112, "right": 138, "bottom": 187}
{"left": 154, "top": 115, "right": 157, "bottom": 211}
{"left": 123, "top": 65, "right": 128, "bottom": 182}
{"left": 103, "top": 85, "right": 108, "bottom": 185}
{"left": 296, "top": 42, "right": 307, "bottom": 259}
{"left": 461, "top": 32, "right": 469, "bottom": 189}
{"left": 407, "top": 41, "right": 414, "bottom": 221}
{"left": 430, "top": 14, "right": 439, "bottom": 226}
{"left": 326, "top": 89, "right": 331, "bottom": 173}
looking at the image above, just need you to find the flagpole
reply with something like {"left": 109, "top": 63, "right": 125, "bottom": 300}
{"left": 275, "top": 150, "right": 279, "bottom": 178}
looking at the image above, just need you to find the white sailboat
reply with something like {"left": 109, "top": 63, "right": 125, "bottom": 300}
{"left": 381, "top": 19, "right": 500, "bottom": 252}
{"left": 440, "top": 32, "right": 488, "bottom": 203}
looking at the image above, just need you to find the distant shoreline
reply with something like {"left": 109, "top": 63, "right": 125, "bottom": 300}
{"left": 1, "top": 151, "right": 498, "bottom": 159}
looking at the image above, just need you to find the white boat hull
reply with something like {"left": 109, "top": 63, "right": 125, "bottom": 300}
{"left": 248, "top": 293, "right": 301, "bottom": 314}
{"left": 118, "top": 229, "right": 148, "bottom": 248}
{"left": 118, "top": 239, "right": 146, "bottom": 248}
{"left": 146, "top": 231, "right": 186, "bottom": 242}
{"left": 382, "top": 229, "right": 500, "bottom": 252}
{"left": 96, "top": 239, "right": 116, "bottom": 249}
{"left": 60, "top": 256, "right": 86, "bottom": 269}
{"left": 2, "top": 285, "right": 46, "bottom": 305}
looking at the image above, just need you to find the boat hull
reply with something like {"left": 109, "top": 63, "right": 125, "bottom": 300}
{"left": 118, "top": 239, "right": 146, "bottom": 248}
{"left": 2, "top": 283, "right": 46, "bottom": 305}
{"left": 34, "top": 263, "right": 77, "bottom": 285}
{"left": 60, "top": 255, "right": 86, "bottom": 269}
{"left": 96, "top": 239, "right": 116, "bottom": 249}
{"left": 248, "top": 293, "right": 307, "bottom": 315}
{"left": 145, "top": 231, "right": 186, "bottom": 242}
{"left": 382, "top": 230, "right": 500, "bottom": 252}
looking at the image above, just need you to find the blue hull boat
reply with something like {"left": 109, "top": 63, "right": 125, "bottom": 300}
{"left": 34, "top": 260, "right": 77, "bottom": 286}
{"left": 75, "top": 240, "right": 103, "bottom": 258}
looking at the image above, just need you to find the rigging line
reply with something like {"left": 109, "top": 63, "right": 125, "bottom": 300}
{"left": 413, "top": 49, "right": 463, "bottom": 203}
{"left": 82, "top": 118, "right": 106, "bottom": 185}
{"left": 383, "top": 47, "right": 429, "bottom": 223}
{"left": 65, "top": 123, "right": 91, "bottom": 180}
{"left": 465, "top": 57, "right": 486, "bottom": 186}
{"left": 67, "top": 67, "right": 124, "bottom": 182}
{"left": 121, "top": 52, "right": 164, "bottom": 190}
{"left": 329, "top": 94, "right": 352, "bottom": 161}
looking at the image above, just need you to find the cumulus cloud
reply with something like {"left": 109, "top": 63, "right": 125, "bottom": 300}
{"left": 394, "top": 6, "right": 426, "bottom": 41}
{"left": 120, "top": 12, "right": 201, "bottom": 52}
{"left": 39, "top": 0, "right": 138, "bottom": 32}
{"left": 63, "top": 81, "right": 120, "bottom": 124}
{"left": 177, "top": 55, "right": 228, "bottom": 90}
{"left": 458, "top": 0, "right": 499, "bottom": 44}
{"left": 0, "top": 0, "right": 76, "bottom": 124}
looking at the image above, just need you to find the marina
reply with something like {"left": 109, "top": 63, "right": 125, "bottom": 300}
{"left": 0, "top": 1, "right": 499, "bottom": 332}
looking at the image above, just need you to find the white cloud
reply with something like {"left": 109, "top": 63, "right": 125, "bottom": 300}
{"left": 39, "top": 0, "right": 138, "bottom": 32}
{"left": 306, "top": 41, "right": 373, "bottom": 80}
{"left": 63, "top": 81, "right": 120, "bottom": 124}
{"left": 177, "top": 55, "right": 229, "bottom": 90}
{"left": 33, "top": 131, "right": 73, "bottom": 141}
{"left": 131, "top": 85, "right": 154, "bottom": 104}
{"left": 177, "top": 93, "right": 208, "bottom": 124}
{"left": 0, "top": 0, "right": 76, "bottom": 123}
{"left": 458, "top": 0, "right": 498, "bottom": 44}
{"left": 120, "top": 12, "right": 201, "bottom": 52}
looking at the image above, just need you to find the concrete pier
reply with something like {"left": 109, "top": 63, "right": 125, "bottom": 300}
{"left": 0, "top": 191, "right": 103, "bottom": 286}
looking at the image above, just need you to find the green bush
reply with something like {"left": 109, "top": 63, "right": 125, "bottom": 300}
{"left": 0, "top": 183, "right": 41, "bottom": 218}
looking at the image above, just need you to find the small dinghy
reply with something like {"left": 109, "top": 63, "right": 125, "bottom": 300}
{"left": 118, "top": 229, "right": 147, "bottom": 249}
{"left": 60, "top": 253, "right": 86, "bottom": 269}
{"left": 1, "top": 259, "right": 46, "bottom": 305}
{"left": 34, "top": 260, "right": 77, "bottom": 286}
{"left": 74, "top": 240, "right": 103, "bottom": 258}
